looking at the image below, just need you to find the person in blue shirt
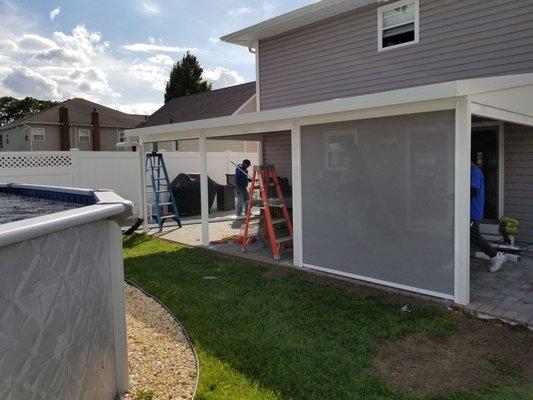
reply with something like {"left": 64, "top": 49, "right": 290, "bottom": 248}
{"left": 235, "top": 159, "right": 251, "bottom": 217}
{"left": 471, "top": 153, "right": 506, "bottom": 272}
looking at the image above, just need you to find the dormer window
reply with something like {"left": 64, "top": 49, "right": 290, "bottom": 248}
{"left": 378, "top": 0, "right": 419, "bottom": 51}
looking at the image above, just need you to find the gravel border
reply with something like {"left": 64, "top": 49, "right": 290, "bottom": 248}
{"left": 120, "top": 282, "right": 199, "bottom": 400}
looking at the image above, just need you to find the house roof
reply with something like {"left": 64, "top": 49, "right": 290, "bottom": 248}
{"left": 221, "top": 0, "right": 375, "bottom": 47}
{"left": 137, "top": 82, "right": 256, "bottom": 128}
{"left": 1, "top": 98, "right": 146, "bottom": 131}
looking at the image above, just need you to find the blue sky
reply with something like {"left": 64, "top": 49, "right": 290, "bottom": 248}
{"left": 0, "top": 0, "right": 311, "bottom": 114}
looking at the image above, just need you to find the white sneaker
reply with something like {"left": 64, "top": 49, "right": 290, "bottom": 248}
{"left": 489, "top": 252, "right": 506, "bottom": 273}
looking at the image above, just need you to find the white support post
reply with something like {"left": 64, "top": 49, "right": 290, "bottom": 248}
{"left": 498, "top": 120, "right": 505, "bottom": 218}
{"left": 199, "top": 134, "right": 210, "bottom": 246}
{"left": 454, "top": 97, "right": 471, "bottom": 305}
{"left": 138, "top": 138, "right": 148, "bottom": 233}
{"left": 291, "top": 120, "right": 303, "bottom": 267}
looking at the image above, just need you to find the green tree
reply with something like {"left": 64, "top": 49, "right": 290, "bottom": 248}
{"left": 0, "top": 96, "right": 59, "bottom": 126}
{"left": 164, "top": 52, "right": 212, "bottom": 103}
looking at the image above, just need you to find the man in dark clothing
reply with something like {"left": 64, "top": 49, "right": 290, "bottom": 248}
{"left": 235, "top": 159, "right": 251, "bottom": 217}
{"left": 471, "top": 154, "right": 506, "bottom": 272}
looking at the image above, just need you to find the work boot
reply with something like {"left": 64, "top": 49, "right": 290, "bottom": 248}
{"left": 489, "top": 252, "right": 506, "bottom": 273}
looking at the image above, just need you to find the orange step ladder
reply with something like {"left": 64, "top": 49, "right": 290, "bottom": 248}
{"left": 241, "top": 165, "right": 293, "bottom": 260}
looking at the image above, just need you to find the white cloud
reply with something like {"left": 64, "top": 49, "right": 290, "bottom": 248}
{"left": 141, "top": 0, "right": 160, "bottom": 14}
{"left": 3, "top": 66, "right": 60, "bottom": 99}
{"left": 148, "top": 54, "right": 174, "bottom": 66}
{"left": 34, "top": 47, "right": 90, "bottom": 66}
{"left": 129, "top": 63, "right": 168, "bottom": 91}
{"left": 0, "top": 39, "right": 18, "bottom": 53}
{"left": 208, "top": 37, "right": 220, "bottom": 44}
{"left": 228, "top": 6, "right": 253, "bottom": 17}
{"left": 113, "top": 102, "right": 162, "bottom": 115}
{"left": 263, "top": 1, "right": 277, "bottom": 18}
{"left": 202, "top": 67, "right": 245, "bottom": 89}
{"left": 17, "top": 34, "right": 57, "bottom": 53}
{"left": 49, "top": 7, "right": 61, "bottom": 21}
{"left": 123, "top": 43, "right": 196, "bottom": 53}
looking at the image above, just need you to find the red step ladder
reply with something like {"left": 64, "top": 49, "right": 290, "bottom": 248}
{"left": 241, "top": 165, "right": 293, "bottom": 260}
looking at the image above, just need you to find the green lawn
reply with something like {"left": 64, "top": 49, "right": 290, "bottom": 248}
{"left": 123, "top": 235, "right": 531, "bottom": 400}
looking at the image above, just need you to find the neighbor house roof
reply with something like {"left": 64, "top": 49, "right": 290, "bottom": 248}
{"left": 221, "top": 0, "right": 375, "bottom": 47}
{"left": 0, "top": 98, "right": 146, "bottom": 131}
{"left": 137, "top": 82, "right": 256, "bottom": 128}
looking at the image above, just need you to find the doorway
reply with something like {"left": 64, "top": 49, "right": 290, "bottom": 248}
{"left": 471, "top": 124, "right": 501, "bottom": 221}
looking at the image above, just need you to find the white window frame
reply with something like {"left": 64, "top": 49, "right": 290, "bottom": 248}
{"left": 31, "top": 128, "right": 45, "bottom": 142}
{"left": 377, "top": 0, "right": 419, "bottom": 52}
{"left": 78, "top": 128, "right": 91, "bottom": 143}
{"left": 118, "top": 130, "right": 126, "bottom": 143}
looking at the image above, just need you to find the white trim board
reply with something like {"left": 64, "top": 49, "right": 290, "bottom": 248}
{"left": 302, "top": 263, "right": 455, "bottom": 301}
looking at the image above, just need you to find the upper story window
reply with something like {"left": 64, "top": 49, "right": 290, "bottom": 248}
{"left": 378, "top": 0, "right": 419, "bottom": 51}
{"left": 118, "top": 130, "right": 126, "bottom": 142}
{"left": 79, "top": 129, "right": 91, "bottom": 142}
{"left": 31, "top": 128, "right": 45, "bottom": 142}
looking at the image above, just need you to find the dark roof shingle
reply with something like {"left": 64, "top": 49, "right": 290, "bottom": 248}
{"left": 138, "top": 82, "right": 256, "bottom": 128}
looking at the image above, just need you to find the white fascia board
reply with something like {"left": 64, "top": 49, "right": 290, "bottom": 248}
{"left": 221, "top": 0, "right": 374, "bottom": 47}
{"left": 126, "top": 73, "right": 533, "bottom": 143}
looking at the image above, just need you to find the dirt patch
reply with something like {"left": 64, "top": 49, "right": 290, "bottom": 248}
{"left": 374, "top": 318, "right": 533, "bottom": 396}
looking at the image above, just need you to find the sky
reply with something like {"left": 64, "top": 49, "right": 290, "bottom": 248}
{"left": 0, "top": 0, "right": 311, "bottom": 115}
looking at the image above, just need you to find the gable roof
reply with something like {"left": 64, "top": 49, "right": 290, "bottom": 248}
{"left": 221, "top": 0, "right": 375, "bottom": 47}
{"left": 1, "top": 98, "right": 146, "bottom": 131}
{"left": 137, "top": 82, "right": 256, "bottom": 128}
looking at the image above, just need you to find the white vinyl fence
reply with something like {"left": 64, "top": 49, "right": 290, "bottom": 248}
{"left": 0, "top": 150, "right": 259, "bottom": 215}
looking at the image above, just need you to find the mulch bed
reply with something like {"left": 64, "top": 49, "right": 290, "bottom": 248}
{"left": 120, "top": 284, "right": 197, "bottom": 400}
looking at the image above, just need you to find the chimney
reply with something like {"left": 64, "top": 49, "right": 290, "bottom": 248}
{"left": 58, "top": 106, "right": 70, "bottom": 151}
{"left": 91, "top": 108, "right": 101, "bottom": 151}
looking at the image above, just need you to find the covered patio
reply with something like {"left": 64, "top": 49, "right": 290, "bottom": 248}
{"left": 127, "top": 73, "right": 533, "bottom": 325}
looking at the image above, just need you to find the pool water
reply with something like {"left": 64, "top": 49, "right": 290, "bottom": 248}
{"left": 0, "top": 193, "right": 85, "bottom": 224}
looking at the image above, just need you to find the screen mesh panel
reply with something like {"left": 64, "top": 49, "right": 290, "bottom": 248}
{"left": 301, "top": 111, "right": 455, "bottom": 295}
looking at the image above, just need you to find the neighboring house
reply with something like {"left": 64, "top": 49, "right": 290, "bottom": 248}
{"left": 136, "top": 82, "right": 258, "bottom": 153}
{"left": 129, "top": 0, "right": 533, "bottom": 307}
{"left": 0, "top": 98, "right": 146, "bottom": 152}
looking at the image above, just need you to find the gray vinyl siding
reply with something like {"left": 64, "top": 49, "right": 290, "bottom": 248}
{"left": 0, "top": 126, "right": 28, "bottom": 151}
{"left": 504, "top": 123, "right": 533, "bottom": 244}
{"left": 259, "top": 0, "right": 533, "bottom": 110}
{"left": 262, "top": 132, "right": 292, "bottom": 183}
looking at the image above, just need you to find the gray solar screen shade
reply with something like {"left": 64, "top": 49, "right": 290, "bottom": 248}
{"left": 301, "top": 110, "right": 455, "bottom": 296}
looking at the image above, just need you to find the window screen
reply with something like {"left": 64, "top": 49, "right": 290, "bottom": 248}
{"left": 301, "top": 111, "right": 455, "bottom": 296}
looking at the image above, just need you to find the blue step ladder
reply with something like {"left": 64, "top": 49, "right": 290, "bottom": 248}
{"left": 145, "top": 152, "right": 182, "bottom": 232}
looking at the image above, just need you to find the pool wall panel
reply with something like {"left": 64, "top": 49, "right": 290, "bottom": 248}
{"left": 0, "top": 220, "right": 119, "bottom": 400}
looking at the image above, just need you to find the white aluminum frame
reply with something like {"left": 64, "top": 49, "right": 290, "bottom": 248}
{"left": 130, "top": 74, "right": 533, "bottom": 304}
{"left": 377, "top": 0, "right": 419, "bottom": 52}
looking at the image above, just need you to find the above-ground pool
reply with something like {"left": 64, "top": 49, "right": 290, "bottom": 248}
{"left": 0, "top": 183, "right": 132, "bottom": 400}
